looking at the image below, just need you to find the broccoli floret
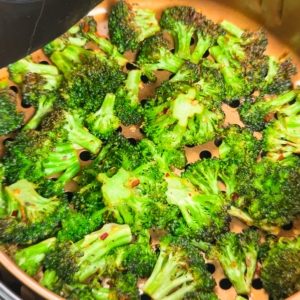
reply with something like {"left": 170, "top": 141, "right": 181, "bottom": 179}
{"left": 21, "top": 72, "right": 63, "bottom": 130}
{"left": 169, "top": 60, "right": 200, "bottom": 84}
{"left": 136, "top": 33, "right": 184, "bottom": 82}
{"left": 79, "top": 16, "right": 128, "bottom": 66}
{"left": 260, "top": 236, "right": 300, "bottom": 300}
{"left": 260, "top": 55, "right": 297, "bottom": 95}
{"left": 50, "top": 45, "right": 126, "bottom": 113}
{"left": 229, "top": 155, "right": 300, "bottom": 233}
{"left": 0, "top": 78, "right": 24, "bottom": 136}
{"left": 41, "top": 109, "right": 102, "bottom": 154}
{"left": 0, "top": 179, "right": 68, "bottom": 244}
{"left": 13, "top": 237, "right": 57, "bottom": 276}
{"left": 108, "top": 0, "right": 160, "bottom": 53}
{"left": 85, "top": 93, "right": 120, "bottom": 139}
{"left": 207, "top": 228, "right": 260, "bottom": 296}
{"left": 0, "top": 164, "right": 6, "bottom": 217}
{"left": 143, "top": 235, "right": 217, "bottom": 300}
{"left": 43, "top": 224, "right": 132, "bottom": 284}
{"left": 143, "top": 81, "right": 224, "bottom": 149}
{"left": 218, "top": 125, "right": 261, "bottom": 165}
{"left": 238, "top": 89, "right": 300, "bottom": 131}
{"left": 160, "top": 6, "right": 203, "bottom": 60}
{"left": 114, "top": 70, "right": 142, "bottom": 126}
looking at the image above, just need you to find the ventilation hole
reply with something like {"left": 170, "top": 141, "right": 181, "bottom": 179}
{"left": 203, "top": 50, "right": 210, "bottom": 58}
{"left": 9, "top": 86, "right": 18, "bottom": 94}
{"left": 51, "top": 177, "right": 58, "bottom": 181}
{"left": 3, "top": 137, "right": 14, "bottom": 146}
{"left": 126, "top": 63, "right": 137, "bottom": 70}
{"left": 154, "top": 244, "right": 160, "bottom": 254}
{"left": 79, "top": 151, "right": 92, "bottom": 161}
{"left": 214, "top": 138, "right": 222, "bottom": 147}
{"left": 252, "top": 278, "right": 263, "bottom": 290}
{"left": 249, "top": 225, "right": 260, "bottom": 231}
{"left": 186, "top": 144, "right": 194, "bottom": 148}
{"left": 281, "top": 221, "right": 293, "bottom": 231}
{"left": 290, "top": 99, "right": 296, "bottom": 105}
{"left": 199, "top": 150, "right": 212, "bottom": 159}
{"left": 141, "top": 75, "right": 150, "bottom": 84}
{"left": 21, "top": 101, "right": 31, "bottom": 108}
{"left": 141, "top": 294, "right": 151, "bottom": 300}
{"left": 169, "top": 74, "right": 175, "bottom": 80}
{"left": 184, "top": 164, "right": 191, "bottom": 171}
{"left": 65, "top": 192, "right": 73, "bottom": 202}
{"left": 116, "top": 126, "right": 122, "bottom": 133}
{"left": 127, "top": 138, "right": 137, "bottom": 146}
{"left": 190, "top": 37, "right": 195, "bottom": 46}
{"left": 170, "top": 49, "right": 175, "bottom": 54}
{"left": 228, "top": 100, "right": 240, "bottom": 108}
{"left": 140, "top": 127, "right": 145, "bottom": 135}
{"left": 274, "top": 112, "right": 279, "bottom": 120}
{"left": 206, "top": 263, "right": 215, "bottom": 274}
{"left": 219, "top": 278, "right": 232, "bottom": 290}
{"left": 269, "top": 296, "right": 274, "bottom": 300}
{"left": 240, "top": 295, "right": 249, "bottom": 300}
{"left": 260, "top": 150, "right": 268, "bottom": 158}
{"left": 39, "top": 60, "right": 49, "bottom": 65}
{"left": 141, "top": 99, "right": 147, "bottom": 107}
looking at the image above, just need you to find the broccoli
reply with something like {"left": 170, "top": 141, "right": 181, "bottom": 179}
{"left": 50, "top": 45, "right": 126, "bottom": 113}
{"left": 41, "top": 109, "right": 102, "bottom": 154}
{"left": 136, "top": 33, "right": 184, "bottom": 82}
{"left": 0, "top": 163, "right": 6, "bottom": 217}
{"left": 0, "top": 179, "right": 68, "bottom": 244}
{"left": 0, "top": 78, "right": 24, "bottom": 136}
{"left": 260, "top": 236, "right": 300, "bottom": 300}
{"left": 217, "top": 125, "right": 261, "bottom": 165}
{"left": 114, "top": 69, "right": 142, "bottom": 126}
{"left": 229, "top": 155, "right": 300, "bottom": 233}
{"left": 207, "top": 228, "right": 260, "bottom": 296}
{"left": 13, "top": 237, "right": 56, "bottom": 276}
{"left": 238, "top": 89, "right": 300, "bottom": 131}
{"left": 169, "top": 60, "right": 200, "bottom": 83}
{"left": 108, "top": 0, "right": 160, "bottom": 53}
{"left": 143, "top": 235, "right": 217, "bottom": 300}
{"left": 260, "top": 55, "right": 297, "bottom": 95}
{"left": 43, "top": 224, "right": 132, "bottom": 284}
{"left": 85, "top": 93, "right": 120, "bottom": 139}
{"left": 159, "top": 6, "right": 202, "bottom": 60}
{"left": 3, "top": 130, "right": 81, "bottom": 196}
{"left": 143, "top": 81, "right": 224, "bottom": 149}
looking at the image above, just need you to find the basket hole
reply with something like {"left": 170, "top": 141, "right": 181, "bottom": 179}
{"left": 3, "top": 137, "right": 14, "bottom": 146}
{"left": 9, "top": 86, "right": 19, "bottom": 94}
{"left": 65, "top": 192, "right": 74, "bottom": 202}
{"left": 214, "top": 138, "right": 222, "bottom": 147}
{"left": 281, "top": 221, "right": 293, "bottom": 231}
{"left": 170, "top": 49, "right": 175, "bottom": 54}
{"left": 141, "top": 99, "right": 148, "bottom": 107}
{"left": 127, "top": 138, "right": 137, "bottom": 146}
{"left": 116, "top": 126, "right": 122, "bottom": 133}
{"left": 126, "top": 63, "right": 138, "bottom": 71}
{"left": 252, "top": 278, "right": 263, "bottom": 290}
{"left": 228, "top": 100, "right": 240, "bottom": 108}
{"left": 203, "top": 50, "right": 210, "bottom": 58}
{"left": 140, "top": 127, "right": 145, "bottom": 135}
{"left": 205, "top": 263, "right": 215, "bottom": 274}
{"left": 39, "top": 60, "right": 50, "bottom": 65}
{"left": 186, "top": 144, "right": 194, "bottom": 148}
{"left": 199, "top": 150, "right": 211, "bottom": 159}
{"left": 184, "top": 163, "right": 191, "bottom": 171}
{"left": 260, "top": 150, "right": 268, "bottom": 158}
{"left": 79, "top": 151, "right": 92, "bottom": 161}
{"left": 190, "top": 37, "right": 195, "bottom": 46}
{"left": 141, "top": 295, "right": 151, "bottom": 300}
{"left": 219, "top": 278, "right": 232, "bottom": 290}
{"left": 141, "top": 75, "right": 150, "bottom": 84}
{"left": 21, "top": 101, "right": 31, "bottom": 108}
{"left": 169, "top": 74, "right": 175, "bottom": 80}
{"left": 240, "top": 295, "right": 249, "bottom": 300}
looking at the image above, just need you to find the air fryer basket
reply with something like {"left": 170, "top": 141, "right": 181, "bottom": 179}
{"left": 1, "top": 0, "right": 300, "bottom": 299}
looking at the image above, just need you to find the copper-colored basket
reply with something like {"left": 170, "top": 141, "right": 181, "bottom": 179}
{"left": 1, "top": 0, "right": 300, "bottom": 299}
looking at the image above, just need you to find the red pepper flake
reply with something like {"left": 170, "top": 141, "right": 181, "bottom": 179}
{"left": 231, "top": 192, "right": 239, "bottom": 201}
{"left": 100, "top": 232, "right": 109, "bottom": 240}
{"left": 83, "top": 24, "right": 89, "bottom": 33}
{"left": 278, "top": 154, "right": 284, "bottom": 161}
{"left": 264, "top": 114, "right": 272, "bottom": 122}
{"left": 11, "top": 210, "right": 18, "bottom": 217}
{"left": 165, "top": 173, "right": 170, "bottom": 178}
{"left": 131, "top": 179, "right": 140, "bottom": 188}
{"left": 188, "top": 193, "right": 192, "bottom": 197}
{"left": 62, "top": 155, "right": 67, "bottom": 160}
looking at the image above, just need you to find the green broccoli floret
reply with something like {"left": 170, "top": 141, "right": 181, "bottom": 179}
{"left": 79, "top": 16, "right": 128, "bottom": 66}
{"left": 41, "top": 109, "right": 102, "bottom": 154}
{"left": 229, "top": 155, "right": 300, "bottom": 233}
{"left": 114, "top": 69, "right": 142, "bottom": 126}
{"left": 136, "top": 33, "right": 184, "bottom": 82}
{"left": 260, "top": 236, "right": 300, "bottom": 300}
{"left": 143, "top": 81, "right": 224, "bottom": 149}
{"left": 143, "top": 235, "right": 217, "bottom": 300}
{"left": 169, "top": 60, "right": 200, "bottom": 84}
{"left": 159, "top": 6, "right": 202, "bottom": 60}
{"left": 218, "top": 125, "right": 261, "bottom": 165}
{"left": 85, "top": 93, "right": 120, "bottom": 139}
{"left": 50, "top": 45, "right": 126, "bottom": 113}
{"left": 260, "top": 55, "right": 297, "bottom": 95}
{"left": 0, "top": 163, "right": 6, "bottom": 218}
{"left": 238, "top": 89, "right": 300, "bottom": 131}
{"left": 13, "top": 237, "right": 57, "bottom": 276}
{"left": 108, "top": 0, "right": 160, "bottom": 53}
{"left": 0, "top": 78, "right": 24, "bottom": 136}
{"left": 0, "top": 179, "right": 68, "bottom": 244}
{"left": 43, "top": 224, "right": 132, "bottom": 284}
{"left": 207, "top": 228, "right": 260, "bottom": 296}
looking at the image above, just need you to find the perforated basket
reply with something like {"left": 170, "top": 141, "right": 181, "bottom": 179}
{"left": 1, "top": 0, "right": 300, "bottom": 299}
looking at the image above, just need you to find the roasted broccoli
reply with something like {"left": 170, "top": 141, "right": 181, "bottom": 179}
{"left": 169, "top": 60, "right": 200, "bottom": 83}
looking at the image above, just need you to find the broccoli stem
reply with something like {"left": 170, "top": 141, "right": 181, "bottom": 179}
{"left": 125, "top": 70, "right": 141, "bottom": 106}
{"left": 264, "top": 56, "right": 279, "bottom": 84}
{"left": 0, "top": 165, "right": 7, "bottom": 217}
{"left": 50, "top": 52, "right": 74, "bottom": 77}
{"left": 190, "top": 33, "right": 212, "bottom": 64}
{"left": 220, "top": 20, "right": 244, "bottom": 38}
{"left": 40, "top": 269, "right": 59, "bottom": 290}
